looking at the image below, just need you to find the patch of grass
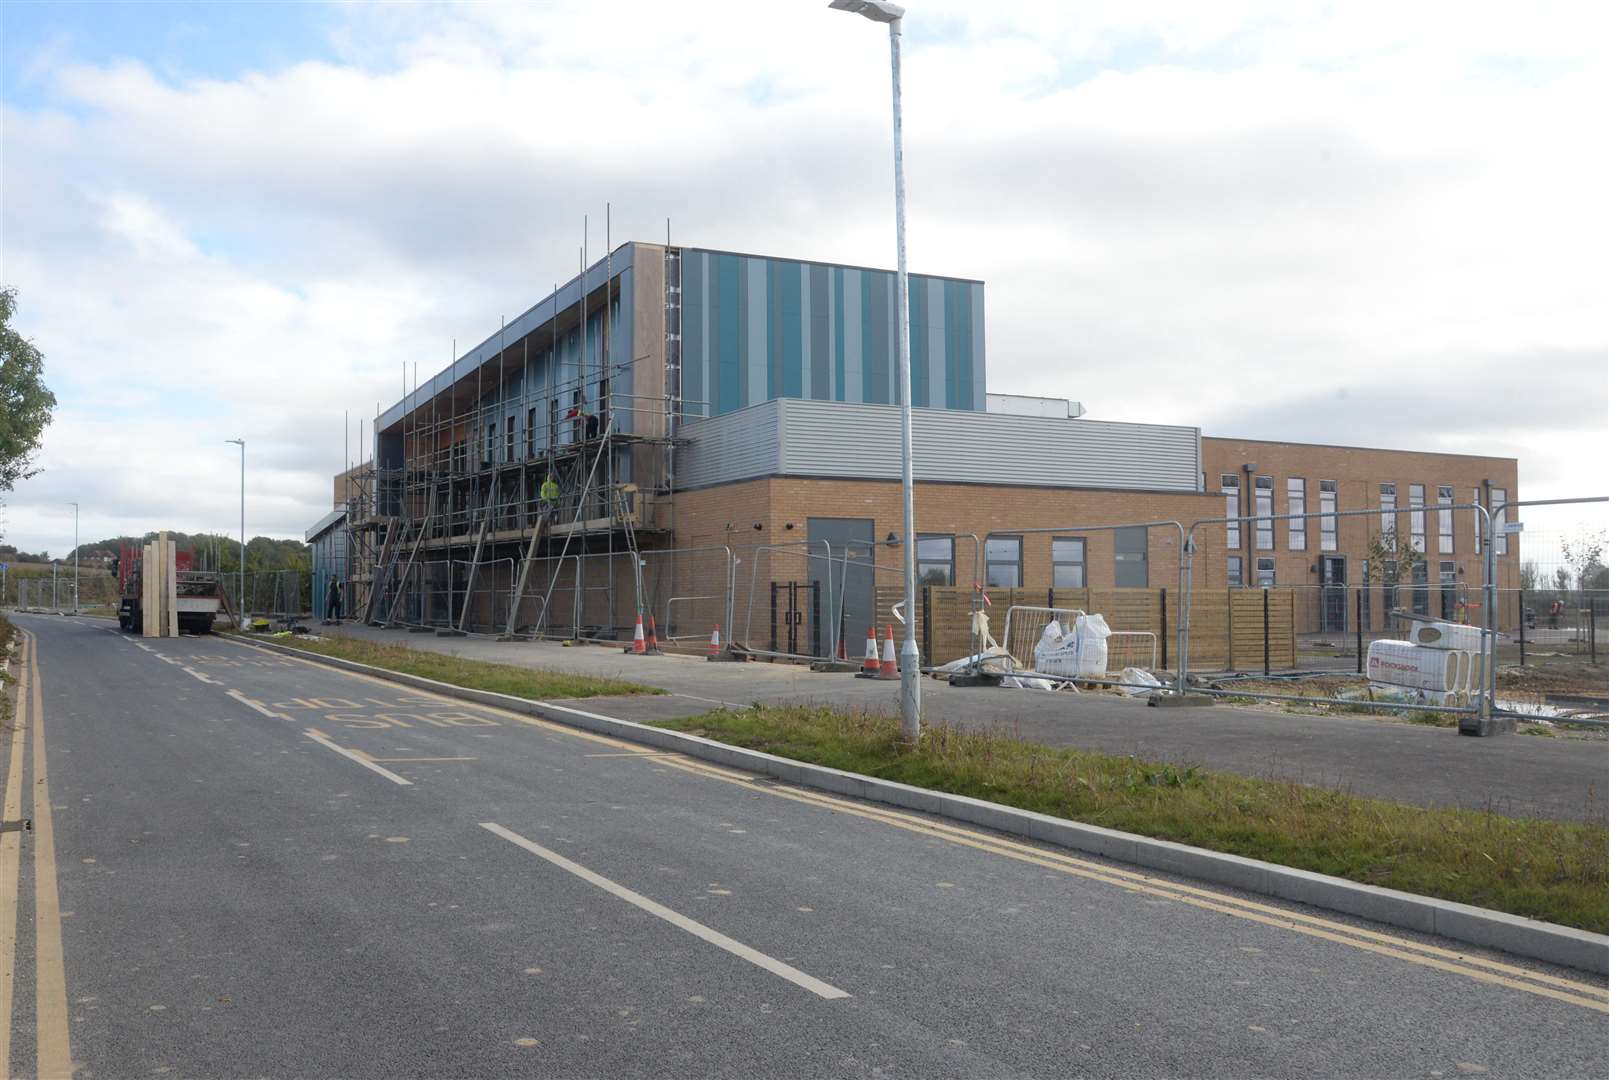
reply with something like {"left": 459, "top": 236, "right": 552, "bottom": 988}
{"left": 659, "top": 704, "right": 1609, "bottom": 934}
{"left": 251, "top": 632, "right": 661, "bottom": 701}
{"left": 0, "top": 614, "right": 14, "bottom": 655}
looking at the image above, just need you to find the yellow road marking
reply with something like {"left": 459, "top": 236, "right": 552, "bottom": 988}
{"left": 652, "top": 754, "right": 1609, "bottom": 1014}
{"left": 29, "top": 634, "right": 73, "bottom": 1077}
{"left": 0, "top": 634, "right": 31, "bottom": 1080}
{"left": 221, "top": 636, "right": 1609, "bottom": 1012}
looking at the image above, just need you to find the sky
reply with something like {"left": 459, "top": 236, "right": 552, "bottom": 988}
{"left": 2, "top": 0, "right": 1605, "bottom": 558}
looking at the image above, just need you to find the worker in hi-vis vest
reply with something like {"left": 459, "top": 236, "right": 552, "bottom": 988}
{"left": 539, "top": 474, "right": 559, "bottom": 508}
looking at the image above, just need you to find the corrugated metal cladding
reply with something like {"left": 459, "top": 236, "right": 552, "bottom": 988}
{"left": 675, "top": 400, "right": 782, "bottom": 490}
{"left": 679, "top": 249, "right": 985, "bottom": 419}
{"left": 678, "top": 399, "right": 1201, "bottom": 492}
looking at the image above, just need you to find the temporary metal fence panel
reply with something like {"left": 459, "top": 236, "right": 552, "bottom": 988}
{"left": 637, "top": 546, "right": 733, "bottom": 646}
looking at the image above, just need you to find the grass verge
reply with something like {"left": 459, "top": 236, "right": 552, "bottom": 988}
{"left": 659, "top": 704, "right": 1609, "bottom": 934}
{"left": 247, "top": 631, "right": 661, "bottom": 701}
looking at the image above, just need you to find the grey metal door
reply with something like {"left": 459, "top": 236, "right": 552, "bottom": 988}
{"left": 808, "top": 517, "right": 876, "bottom": 656}
{"left": 1321, "top": 556, "right": 1347, "bottom": 633}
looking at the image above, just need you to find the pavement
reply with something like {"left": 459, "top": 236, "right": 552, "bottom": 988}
{"left": 320, "top": 622, "right": 1609, "bottom": 825}
{"left": 3, "top": 612, "right": 1607, "bottom": 1078}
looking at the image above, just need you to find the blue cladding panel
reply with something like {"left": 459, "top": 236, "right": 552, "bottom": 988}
{"left": 679, "top": 248, "right": 983, "bottom": 416}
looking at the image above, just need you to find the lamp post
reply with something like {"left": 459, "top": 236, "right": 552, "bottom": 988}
{"left": 69, "top": 501, "right": 79, "bottom": 612}
{"left": 829, "top": 0, "right": 920, "bottom": 740}
{"left": 226, "top": 438, "right": 245, "bottom": 624}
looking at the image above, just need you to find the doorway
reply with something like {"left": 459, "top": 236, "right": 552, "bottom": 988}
{"left": 1320, "top": 555, "right": 1347, "bottom": 633}
{"left": 808, "top": 517, "right": 876, "bottom": 656}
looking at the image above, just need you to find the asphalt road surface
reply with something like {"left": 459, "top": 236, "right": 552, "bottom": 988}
{"left": 4, "top": 613, "right": 1606, "bottom": 1079}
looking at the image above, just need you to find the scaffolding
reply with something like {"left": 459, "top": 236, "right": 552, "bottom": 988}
{"left": 345, "top": 250, "right": 700, "bottom": 642}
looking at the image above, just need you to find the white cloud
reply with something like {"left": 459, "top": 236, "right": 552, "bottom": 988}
{"left": 1, "top": 0, "right": 1604, "bottom": 553}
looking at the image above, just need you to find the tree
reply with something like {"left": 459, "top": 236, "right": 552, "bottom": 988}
{"left": 1560, "top": 528, "right": 1606, "bottom": 594}
{"left": 1520, "top": 560, "right": 1541, "bottom": 593}
{"left": 1554, "top": 566, "right": 1572, "bottom": 592}
{"left": 0, "top": 288, "right": 59, "bottom": 500}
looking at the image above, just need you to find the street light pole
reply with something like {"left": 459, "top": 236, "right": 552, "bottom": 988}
{"left": 69, "top": 501, "right": 79, "bottom": 612}
{"left": 226, "top": 438, "right": 245, "bottom": 625}
{"left": 829, "top": 0, "right": 920, "bottom": 740}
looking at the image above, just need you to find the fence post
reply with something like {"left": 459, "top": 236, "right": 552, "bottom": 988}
{"left": 1355, "top": 587, "right": 1364, "bottom": 675}
{"left": 1159, "top": 587, "right": 1168, "bottom": 671}
{"left": 921, "top": 585, "right": 931, "bottom": 663}
{"left": 1262, "top": 587, "right": 1270, "bottom": 676}
{"left": 1592, "top": 593, "right": 1598, "bottom": 665}
{"left": 769, "top": 582, "right": 778, "bottom": 658}
{"left": 1518, "top": 587, "right": 1526, "bottom": 665}
{"left": 811, "top": 582, "right": 822, "bottom": 658}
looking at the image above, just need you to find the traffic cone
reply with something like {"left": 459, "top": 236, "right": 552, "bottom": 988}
{"left": 861, "top": 626, "right": 879, "bottom": 674}
{"left": 707, "top": 624, "right": 722, "bottom": 657}
{"left": 646, "top": 614, "right": 661, "bottom": 654}
{"left": 627, "top": 614, "right": 646, "bottom": 654}
{"left": 878, "top": 624, "right": 898, "bottom": 680}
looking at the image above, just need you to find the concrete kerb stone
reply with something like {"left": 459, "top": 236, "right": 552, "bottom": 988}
{"left": 226, "top": 633, "right": 1609, "bottom": 977}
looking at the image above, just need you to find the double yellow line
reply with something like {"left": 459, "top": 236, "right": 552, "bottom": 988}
{"left": 1, "top": 632, "right": 72, "bottom": 1079}
{"left": 231, "top": 639, "right": 1609, "bottom": 1015}
{"left": 651, "top": 752, "right": 1609, "bottom": 1016}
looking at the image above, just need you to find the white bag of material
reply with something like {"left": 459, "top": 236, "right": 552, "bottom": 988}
{"left": 1365, "top": 640, "right": 1458, "bottom": 692}
{"left": 1074, "top": 613, "right": 1111, "bottom": 677}
{"left": 1034, "top": 619, "right": 1082, "bottom": 677}
{"left": 1408, "top": 621, "right": 1483, "bottom": 651}
{"left": 1119, "top": 667, "right": 1162, "bottom": 696}
{"left": 1002, "top": 674, "right": 1057, "bottom": 691}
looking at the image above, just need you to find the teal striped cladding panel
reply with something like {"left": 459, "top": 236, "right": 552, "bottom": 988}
{"left": 677, "top": 248, "right": 984, "bottom": 417}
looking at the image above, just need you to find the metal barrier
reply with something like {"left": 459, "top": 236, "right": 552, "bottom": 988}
{"left": 1000, "top": 605, "right": 1086, "bottom": 669}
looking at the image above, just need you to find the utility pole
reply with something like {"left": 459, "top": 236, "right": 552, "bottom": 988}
{"left": 70, "top": 501, "right": 80, "bottom": 612}
{"left": 226, "top": 438, "right": 246, "bottom": 623}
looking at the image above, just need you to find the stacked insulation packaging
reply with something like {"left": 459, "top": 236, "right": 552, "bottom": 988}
{"left": 1366, "top": 621, "right": 1484, "bottom": 705}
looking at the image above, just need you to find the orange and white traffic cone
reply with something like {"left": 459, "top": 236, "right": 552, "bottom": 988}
{"left": 878, "top": 624, "right": 898, "bottom": 680}
{"left": 626, "top": 613, "right": 646, "bottom": 654}
{"left": 707, "top": 624, "right": 722, "bottom": 657}
{"left": 646, "top": 614, "right": 662, "bottom": 654}
{"left": 861, "top": 626, "right": 880, "bottom": 675}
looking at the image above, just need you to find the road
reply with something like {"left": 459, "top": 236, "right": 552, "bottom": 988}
{"left": 3, "top": 613, "right": 1606, "bottom": 1078}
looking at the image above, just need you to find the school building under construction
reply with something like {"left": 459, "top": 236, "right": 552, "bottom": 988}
{"left": 306, "top": 241, "right": 1520, "bottom": 664}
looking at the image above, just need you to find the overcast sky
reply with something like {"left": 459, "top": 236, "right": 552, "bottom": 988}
{"left": 2, "top": 0, "right": 1605, "bottom": 557}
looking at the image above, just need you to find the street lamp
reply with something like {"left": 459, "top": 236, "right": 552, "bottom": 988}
{"left": 69, "top": 501, "right": 79, "bottom": 612}
{"left": 226, "top": 438, "right": 245, "bottom": 625}
{"left": 829, "top": 0, "right": 921, "bottom": 741}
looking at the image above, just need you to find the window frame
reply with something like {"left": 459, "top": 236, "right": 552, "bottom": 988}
{"left": 1287, "top": 477, "right": 1307, "bottom": 551}
{"left": 984, "top": 535, "right": 1023, "bottom": 589}
{"left": 1052, "top": 536, "right": 1087, "bottom": 589}
{"left": 1473, "top": 487, "right": 1482, "bottom": 555}
{"left": 1113, "top": 526, "right": 1149, "bottom": 588}
{"left": 1254, "top": 475, "right": 1274, "bottom": 550}
{"left": 1221, "top": 474, "right": 1241, "bottom": 550}
{"left": 1255, "top": 557, "right": 1276, "bottom": 588}
{"left": 916, "top": 534, "right": 955, "bottom": 587}
{"left": 1380, "top": 482, "right": 1397, "bottom": 537}
{"left": 1227, "top": 555, "right": 1244, "bottom": 588}
{"left": 1409, "top": 483, "right": 1426, "bottom": 552}
{"left": 1319, "top": 480, "right": 1338, "bottom": 552}
{"left": 1437, "top": 485, "right": 1453, "bottom": 553}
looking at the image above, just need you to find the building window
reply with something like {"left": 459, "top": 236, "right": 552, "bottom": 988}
{"left": 1287, "top": 478, "right": 1307, "bottom": 551}
{"left": 1254, "top": 476, "right": 1274, "bottom": 550}
{"left": 985, "top": 536, "right": 1021, "bottom": 589}
{"left": 1437, "top": 485, "right": 1453, "bottom": 553}
{"left": 486, "top": 422, "right": 497, "bottom": 465}
{"left": 1380, "top": 482, "right": 1397, "bottom": 537}
{"left": 1493, "top": 487, "right": 1508, "bottom": 555}
{"left": 917, "top": 535, "right": 954, "bottom": 586}
{"left": 1412, "top": 561, "right": 1430, "bottom": 615}
{"left": 1473, "top": 487, "right": 1482, "bottom": 555}
{"left": 1221, "top": 474, "right": 1241, "bottom": 550}
{"left": 1228, "top": 556, "right": 1243, "bottom": 588}
{"left": 1255, "top": 557, "right": 1276, "bottom": 588}
{"left": 506, "top": 414, "right": 516, "bottom": 463}
{"left": 1383, "top": 559, "right": 1398, "bottom": 616}
{"left": 1052, "top": 537, "right": 1087, "bottom": 589}
{"left": 1319, "top": 480, "right": 1338, "bottom": 552}
{"left": 1114, "top": 526, "right": 1148, "bottom": 588}
{"left": 1409, "top": 483, "right": 1426, "bottom": 552}
{"left": 526, "top": 407, "right": 537, "bottom": 457}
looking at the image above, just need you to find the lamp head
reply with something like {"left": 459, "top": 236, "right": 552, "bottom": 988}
{"left": 828, "top": 0, "right": 904, "bottom": 24}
